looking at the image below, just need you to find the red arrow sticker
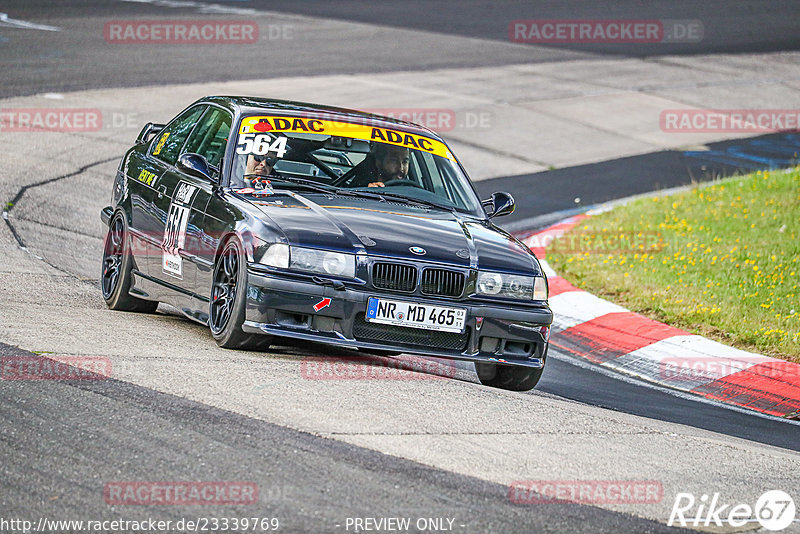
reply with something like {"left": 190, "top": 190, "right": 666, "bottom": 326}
{"left": 313, "top": 298, "right": 331, "bottom": 312}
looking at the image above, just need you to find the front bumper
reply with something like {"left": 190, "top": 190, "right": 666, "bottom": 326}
{"left": 242, "top": 266, "right": 552, "bottom": 369}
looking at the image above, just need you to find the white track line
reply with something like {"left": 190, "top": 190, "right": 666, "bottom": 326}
{"left": 120, "top": 0, "right": 258, "bottom": 15}
{"left": 0, "top": 13, "right": 60, "bottom": 31}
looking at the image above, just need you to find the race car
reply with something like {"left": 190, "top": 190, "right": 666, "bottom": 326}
{"left": 100, "top": 96, "right": 552, "bottom": 391}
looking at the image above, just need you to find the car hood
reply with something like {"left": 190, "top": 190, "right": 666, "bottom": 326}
{"left": 247, "top": 193, "right": 540, "bottom": 274}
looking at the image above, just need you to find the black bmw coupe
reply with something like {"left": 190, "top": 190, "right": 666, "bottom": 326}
{"left": 101, "top": 96, "right": 552, "bottom": 390}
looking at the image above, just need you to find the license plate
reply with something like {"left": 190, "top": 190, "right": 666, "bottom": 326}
{"left": 366, "top": 297, "right": 466, "bottom": 333}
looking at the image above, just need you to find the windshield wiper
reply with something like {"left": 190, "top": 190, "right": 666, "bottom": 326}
{"left": 328, "top": 188, "right": 454, "bottom": 211}
{"left": 276, "top": 181, "right": 389, "bottom": 203}
{"left": 267, "top": 176, "right": 346, "bottom": 196}
{"left": 372, "top": 192, "right": 455, "bottom": 212}
{"left": 332, "top": 189, "right": 388, "bottom": 201}
{"left": 266, "top": 178, "right": 455, "bottom": 211}
{"left": 268, "top": 177, "right": 389, "bottom": 201}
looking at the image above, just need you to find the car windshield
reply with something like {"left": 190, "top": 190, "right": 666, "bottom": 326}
{"left": 229, "top": 114, "right": 484, "bottom": 215}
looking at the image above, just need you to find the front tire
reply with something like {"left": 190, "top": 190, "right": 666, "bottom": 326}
{"left": 101, "top": 213, "right": 158, "bottom": 313}
{"left": 210, "top": 237, "right": 272, "bottom": 350}
{"left": 475, "top": 361, "right": 544, "bottom": 391}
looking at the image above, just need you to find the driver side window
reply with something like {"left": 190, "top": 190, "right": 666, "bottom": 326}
{"left": 151, "top": 106, "right": 205, "bottom": 166}
{"left": 183, "top": 107, "right": 232, "bottom": 173}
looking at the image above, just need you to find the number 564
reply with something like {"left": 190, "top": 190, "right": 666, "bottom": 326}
{"left": 236, "top": 134, "right": 287, "bottom": 158}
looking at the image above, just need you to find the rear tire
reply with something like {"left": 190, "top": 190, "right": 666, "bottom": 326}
{"left": 101, "top": 213, "right": 158, "bottom": 313}
{"left": 475, "top": 360, "right": 545, "bottom": 391}
{"left": 210, "top": 237, "right": 272, "bottom": 350}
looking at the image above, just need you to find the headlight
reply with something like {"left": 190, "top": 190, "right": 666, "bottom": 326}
{"left": 260, "top": 245, "right": 355, "bottom": 278}
{"left": 477, "top": 272, "right": 547, "bottom": 301}
{"left": 259, "top": 243, "right": 289, "bottom": 268}
{"left": 477, "top": 272, "right": 504, "bottom": 295}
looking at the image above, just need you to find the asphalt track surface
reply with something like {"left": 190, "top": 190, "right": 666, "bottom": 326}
{"left": 475, "top": 133, "right": 800, "bottom": 229}
{"left": 249, "top": 0, "right": 800, "bottom": 56}
{"left": 2, "top": 2, "right": 800, "bottom": 532}
{"left": 3, "top": 0, "right": 800, "bottom": 98}
{"left": 1, "top": 342, "right": 690, "bottom": 534}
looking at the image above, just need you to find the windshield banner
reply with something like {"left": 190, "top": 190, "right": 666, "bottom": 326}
{"left": 239, "top": 115, "right": 454, "bottom": 161}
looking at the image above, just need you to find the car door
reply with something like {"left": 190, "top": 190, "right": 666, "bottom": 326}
{"left": 139, "top": 105, "right": 206, "bottom": 279}
{"left": 151, "top": 106, "right": 233, "bottom": 311}
{"left": 125, "top": 148, "right": 167, "bottom": 277}
{"left": 177, "top": 106, "right": 234, "bottom": 312}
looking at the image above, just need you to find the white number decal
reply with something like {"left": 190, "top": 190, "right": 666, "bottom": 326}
{"left": 162, "top": 182, "right": 197, "bottom": 279}
{"left": 236, "top": 133, "right": 255, "bottom": 154}
{"left": 162, "top": 204, "right": 189, "bottom": 278}
{"left": 253, "top": 135, "right": 271, "bottom": 155}
{"left": 236, "top": 134, "right": 288, "bottom": 158}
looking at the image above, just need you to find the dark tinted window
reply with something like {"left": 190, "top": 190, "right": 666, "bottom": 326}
{"left": 151, "top": 106, "right": 205, "bottom": 165}
{"left": 183, "top": 107, "right": 232, "bottom": 169}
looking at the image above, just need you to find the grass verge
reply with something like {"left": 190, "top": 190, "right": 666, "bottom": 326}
{"left": 547, "top": 167, "right": 800, "bottom": 362}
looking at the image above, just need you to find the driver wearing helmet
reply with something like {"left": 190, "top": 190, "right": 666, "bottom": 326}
{"left": 349, "top": 143, "right": 410, "bottom": 188}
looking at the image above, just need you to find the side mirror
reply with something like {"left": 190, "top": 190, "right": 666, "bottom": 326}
{"left": 177, "top": 153, "right": 213, "bottom": 182}
{"left": 484, "top": 191, "right": 515, "bottom": 218}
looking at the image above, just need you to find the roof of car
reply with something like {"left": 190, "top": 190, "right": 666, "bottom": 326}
{"left": 199, "top": 96, "right": 443, "bottom": 140}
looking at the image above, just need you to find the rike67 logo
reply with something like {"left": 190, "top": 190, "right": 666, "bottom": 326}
{"left": 669, "top": 490, "right": 796, "bottom": 531}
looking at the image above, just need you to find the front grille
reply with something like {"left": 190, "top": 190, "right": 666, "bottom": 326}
{"left": 421, "top": 268, "right": 465, "bottom": 297}
{"left": 353, "top": 314, "right": 470, "bottom": 351}
{"left": 372, "top": 262, "right": 417, "bottom": 292}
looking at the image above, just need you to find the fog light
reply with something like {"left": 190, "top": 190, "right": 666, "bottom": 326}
{"left": 481, "top": 337, "right": 500, "bottom": 352}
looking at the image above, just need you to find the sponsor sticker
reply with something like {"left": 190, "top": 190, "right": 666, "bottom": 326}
{"left": 238, "top": 116, "right": 454, "bottom": 161}
{"left": 162, "top": 182, "right": 197, "bottom": 279}
{"left": 152, "top": 132, "right": 170, "bottom": 156}
{"left": 313, "top": 298, "right": 331, "bottom": 312}
{"left": 137, "top": 169, "right": 158, "bottom": 187}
